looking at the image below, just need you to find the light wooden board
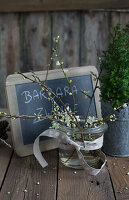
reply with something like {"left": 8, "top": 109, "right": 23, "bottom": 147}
{"left": 0, "top": 147, "right": 129, "bottom": 200}
{"left": 0, "top": 12, "right": 52, "bottom": 107}
{"left": 0, "top": 108, "right": 13, "bottom": 189}
{"left": 110, "top": 12, "right": 120, "bottom": 28}
{"left": 0, "top": 150, "right": 58, "bottom": 200}
{"left": 57, "top": 162, "right": 115, "bottom": 200}
{"left": 0, "top": 144, "right": 13, "bottom": 189}
{"left": 107, "top": 156, "right": 129, "bottom": 200}
{"left": 52, "top": 12, "right": 80, "bottom": 68}
{"left": 0, "top": 11, "right": 128, "bottom": 108}
{"left": 0, "top": 14, "right": 20, "bottom": 107}
{"left": 120, "top": 12, "right": 129, "bottom": 27}
{"left": 80, "top": 11, "right": 110, "bottom": 67}
{"left": 0, "top": 0, "right": 128, "bottom": 12}
{"left": 18, "top": 12, "right": 52, "bottom": 72}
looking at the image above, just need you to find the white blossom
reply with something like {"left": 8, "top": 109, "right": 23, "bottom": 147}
{"left": 87, "top": 116, "right": 96, "bottom": 126}
{"left": 56, "top": 61, "right": 60, "bottom": 66}
{"left": 123, "top": 103, "right": 127, "bottom": 108}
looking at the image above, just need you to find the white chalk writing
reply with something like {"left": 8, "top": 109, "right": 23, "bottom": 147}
{"left": 21, "top": 85, "right": 78, "bottom": 104}
{"left": 21, "top": 91, "right": 32, "bottom": 104}
{"left": 33, "top": 107, "right": 51, "bottom": 124}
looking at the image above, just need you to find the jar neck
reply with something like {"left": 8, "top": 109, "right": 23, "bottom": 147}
{"left": 58, "top": 123, "right": 108, "bottom": 134}
{"left": 57, "top": 123, "right": 108, "bottom": 142}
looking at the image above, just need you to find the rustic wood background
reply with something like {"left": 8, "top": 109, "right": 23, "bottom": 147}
{"left": 0, "top": 0, "right": 129, "bottom": 12}
{"left": 0, "top": 11, "right": 129, "bottom": 107}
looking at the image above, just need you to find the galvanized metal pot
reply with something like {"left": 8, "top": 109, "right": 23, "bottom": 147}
{"left": 102, "top": 102, "right": 129, "bottom": 157}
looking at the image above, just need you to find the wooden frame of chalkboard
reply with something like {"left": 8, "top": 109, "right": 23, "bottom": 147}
{"left": 6, "top": 66, "right": 101, "bottom": 157}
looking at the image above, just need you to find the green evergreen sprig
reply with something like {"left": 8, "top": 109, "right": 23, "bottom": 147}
{"left": 100, "top": 23, "right": 129, "bottom": 107}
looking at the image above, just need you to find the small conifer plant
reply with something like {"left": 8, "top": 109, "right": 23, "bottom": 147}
{"left": 100, "top": 23, "right": 129, "bottom": 108}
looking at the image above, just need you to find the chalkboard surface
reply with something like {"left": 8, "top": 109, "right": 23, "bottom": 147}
{"left": 16, "top": 75, "right": 96, "bottom": 145}
{"left": 6, "top": 66, "right": 101, "bottom": 156}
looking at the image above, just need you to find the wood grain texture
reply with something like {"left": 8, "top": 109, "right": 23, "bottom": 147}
{"left": 57, "top": 162, "right": 115, "bottom": 200}
{"left": 0, "top": 150, "right": 58, "bottom": 200}
{"left": 110, "top": 12, "right": 120, "bottom": 28}
{"left": 0, "top": 14, "right": 20, "bottom": 107}
{"left": 80, "top": 11, "right": 110, "bottom": 67}
{"left": 0, "top": 11, "right": 128, "bottom": 107}
{"left": 0, "top": 12, "right": 52, "bottom": 107}
{"left": 18, "top": 12, "right": 52, "bottom": 72}
{"left": 0, "top": 144, "right": 13, "bottom": 189}
{"left": 52, "top": 12, "right": 80, "bottom": 68}
{"left": 0, "top": 0, "right": 128, "bottom": 12}
{"left": 0, "top": 108, "right": 13, "bottom": 189}
{"left": 120, "top": 12, "right": 129, "bottom": 27}
{"left": 107, "top": 156, "right": 129, "bottom": 200}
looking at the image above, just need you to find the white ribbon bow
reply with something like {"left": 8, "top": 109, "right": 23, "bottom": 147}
{"left": 33, "top": 129, "right": 106, "bottom": 176}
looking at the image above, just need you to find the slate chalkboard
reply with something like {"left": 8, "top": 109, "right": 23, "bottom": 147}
{"left": 6, "top": 66, "right": 101, "bottom": 156}
{"left": 16, "top": 75, "right": 96, "bottom": 145}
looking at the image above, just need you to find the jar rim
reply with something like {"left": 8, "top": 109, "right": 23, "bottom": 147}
{"left": 57, "top": 122, "right": 108, "bottom": 134}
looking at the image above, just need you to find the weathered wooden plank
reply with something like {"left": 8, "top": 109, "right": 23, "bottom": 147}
{"left": 0, "top": 14, "right": 20, "bottom": 107}
{"left": 0, "top": 150, "right": 58, "bottom": 200}
{"left": 0, "top": 11, "right": 127, "bottom": 108}
{"left": 80, "top": 11, "right": 110, "bottom": 67}
{"left": 0, "top": 144, "right": 13, "bottom": 189}
{"left": 107, "top": 156, "right": 129, "bottom": 200}
{"left": 0, "top": 12, "right": 52, "bottom": 106}
{"left": 110, "top": 12, "right": 120, "bottom": 28}
{"left": 18, "top": 12, "right": 52, "bottom": 72}
{"left": 0, "top": 108, "right": 13, "bottom": 189}
{"left": 57, "top": 162, "right": 115, "bottom": 200}
{"left": 0, "top": 0, "right": 128, "bottom": 12}
{"left": 120, "top": 12, "right": 129, "bottom": 27}
{"left": 0, "top": 14, "right": 8, "bottom": 107}
{"left": 52, "top": 12, "right": 80, "bottom": 68}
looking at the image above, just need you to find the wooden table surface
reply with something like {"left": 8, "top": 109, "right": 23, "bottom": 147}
{"left": 0, "top": 108, "right": 129, "bottom": 200}
{"left": 0, "top": 142, "right": 129, "bottom": 200}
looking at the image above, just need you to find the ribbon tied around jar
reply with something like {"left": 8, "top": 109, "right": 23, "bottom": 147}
{"left": 33, "top": 129, "right": 106, "bottom": 176}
